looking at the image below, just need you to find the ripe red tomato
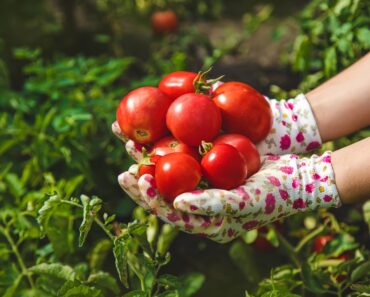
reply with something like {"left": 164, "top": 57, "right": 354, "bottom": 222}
{"left": 201, "top": 144, "right": 247, "bottom": 190}
{"left": 152, "top": 136, "right": 200, "bottom": 160}
{"left": 159, "top": 71, "right": 198, "bottom": 101}
{"left": 137, "top": 155, "right": 161, "bottom": 178}
{"left": 116, "top": 87, "right": 171, "bottom": 144}
{"left": 151, "top": 10, "right": 178, "bottom": 34}
{"left": 166, "top": 93, "right": 222, "bottom": 146}
{"left": 214, "top": 134, "right": 261, "bottom": 177}
{"left": 312, "top": 235, "right": 334, "bottom": 253}
{"left": 155, "top": 153, "right": 201, "bottom": 202}
{"left": 212, "top": 82, "right": 273, "bottom": 143}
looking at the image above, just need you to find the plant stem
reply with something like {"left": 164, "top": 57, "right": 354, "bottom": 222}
{"left": 0, "top": 225, "right": 35, "bottom": 289}
{"left": 94, "top": 217, "right": 114, "bottom": 240}
{"left": 295, "top": 225, "right": 325, "bottom": 253}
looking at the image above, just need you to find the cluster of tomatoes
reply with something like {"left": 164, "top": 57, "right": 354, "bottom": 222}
{"left": 116, "top": 71, "right": 273, "bottom": 202}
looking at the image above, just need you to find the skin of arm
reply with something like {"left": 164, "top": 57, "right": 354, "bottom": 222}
{"left": 306, "top": 52, "right": 370, "bottom": 142}
{"left": 332, "top": 137, "right": 370, "bottom": 204}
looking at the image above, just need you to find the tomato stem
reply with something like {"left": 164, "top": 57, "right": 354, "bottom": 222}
{"left": 193, "top": 66, "right": 224, "bottom": 95}
{"left": 199, "top": 140, "right": 213, "bottom": 156}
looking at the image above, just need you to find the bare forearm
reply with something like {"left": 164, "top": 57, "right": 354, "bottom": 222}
{"left": 331, "top": 137, "right": 370, "bottom": 204}
{"left": 306, "top": 53, "right": 370, "bottom": 142}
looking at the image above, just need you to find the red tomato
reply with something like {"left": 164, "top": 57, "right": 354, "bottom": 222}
{"left": 312, "top": 235, "right": 334, "bottom": 253}
{"left": 116, "top": 87, "right": 171, "bottom": 144}
{"left": 201, "top": 144, "right": 247, "bottom": 190}
{"left": 166, "top": 93, "right": 222, "bottom": 146}
{"left": 151, "top": 10, "right": 178, "bottom": 34}
{"left": 214, "top": 134, "right": 261, "bottom": 177}
{"left": 212, "top": 82, "right": 273, "bottom": 143}
{"left": 137, "top": 155, "right": 161, "bottom": 178}
{"left": 159, "top": 71, "right": 198, "bottom": 101}
{"left": 155, "top": 153, "right": 201, "bottom": 203}
{"left": 152, "top": 136, "right": 199, "bottom": 160}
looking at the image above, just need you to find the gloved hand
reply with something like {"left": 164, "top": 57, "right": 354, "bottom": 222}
{"left": 117, "top": 149, "right": 341, "bottom": 243}
{"left": 256, "top": 93, "right": 322, "bottom": 155}
{"left": 112, "top": 92, "right": 328, "bottom": 243}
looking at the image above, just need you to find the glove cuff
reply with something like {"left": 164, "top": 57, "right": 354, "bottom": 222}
{"left": 297, "top": 151, "right": 342, "bottom": 211}
{"left": 257, "top": 93, "right": 322, "bottom": 155}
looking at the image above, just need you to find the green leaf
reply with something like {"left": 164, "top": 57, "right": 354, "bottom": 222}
{"left": 323, "top": 47, "right": 337, "bottom": 78}
{"left": 79, "top": 195, "right": 102, "bottom": 247}
{"left": 351, "top": 284, "right": 370, "bottom": 293}
{"left": 58, "top": 281, "right": 102, "bottom": 297}
{"left": 350, "top": 261, "right": 370, "bottom": 282}
{"left": 157, "top": 224, "right": 178, "bottom": 256}
{"left": 3, "top": 274, "right": 22, "bottom": 297}
{"left": 356, "top": 28, "right": 370, "bottom": 48}
{"left": 157, "top": 290, "right": 179, "bottom": 297}
{"left": 123, "top": 290, "right": 146, "bottom": 297}
{"left": 157, "top": 274, "right": 180, "bottom": 288}
{"left": 128, "top": 221, "right": 152, "bottom": 255}
{"left": 324, "top": 233, "right": 358, "bottom": 256}
{"left": 177, "top": 273, "right": 205, "bottom": 297}
{"left": 87, "top": 271, "right": 120, "bottom": 295}
{"left": 37, "top": 195, "right": 62, "bottom": 234}
{"left": 5, "top": 173, "right": 25, "bottom": 198}
{"left": 88, "top": 239, "right": 112, "bottom": 271}
{"left": 301, "top": 262, "right": 328, "bottom": 294}
{"left": 113, "top": 236, "right": 129, "bottom": 288}
{"left": 292, "top": 34, "right": 310, "bottom": 72}
{"left": 229, "top": 241, "right": 260, "bottom": 283}
{"left": 29, "top": 263, "right": 76, "bottom": 281}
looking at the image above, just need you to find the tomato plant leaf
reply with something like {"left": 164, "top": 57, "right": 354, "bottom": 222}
{"left": 29, "top": 263, "right": 76, "bottom": 281}
{"left": 113, "top": 236, "right": 129, "bottom": 288}
{"left": 79, "top": 195, "right": 102, "bottom": 247}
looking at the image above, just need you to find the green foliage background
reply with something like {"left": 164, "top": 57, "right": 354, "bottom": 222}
{"left": 0, "top": 0, "right": 369, "bottom": 296}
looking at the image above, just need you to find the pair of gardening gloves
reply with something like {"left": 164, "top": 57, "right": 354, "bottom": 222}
{"left": 112, "top": 93, "right": 341, "bottom": 243}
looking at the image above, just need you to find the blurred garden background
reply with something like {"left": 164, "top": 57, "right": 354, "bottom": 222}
{"left": 0, "top": 0, "right": 370, "bottom": 296}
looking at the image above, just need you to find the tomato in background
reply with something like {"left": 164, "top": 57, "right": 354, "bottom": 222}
{"left": 152, "top": 136, "right": 200, "bottom": 160}
{"left": 201, "top": 144, "right": 247, "bottom": 190}
{"left": 212, "top": 82, "right": 273, "bottom": 143}
{"left": 166, "top": 93, "right": 222, "bottom": 146}
{"left": 159, "top": 71, "right": 198, "bottom": 101}
{"left": 214, "top": 134, "right": 261, "bottom": 177}
{"left": 155, "top": 153, "right": 201, "bottom": 202}
{"left": 151, "top": 10, "right": 178, "bottom": 34}
{"left": 116, "top": 87, "right": 171, "bottom": 144}
{"left": 312, "top": 235, "right": 334, "bottom": 253}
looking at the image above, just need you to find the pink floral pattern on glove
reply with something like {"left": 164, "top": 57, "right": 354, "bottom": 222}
{"left": 118, "top": 151, "right": 341, "bottom": 243}
{"left": 257, "top": 94, "right": 322, "bottom": 155}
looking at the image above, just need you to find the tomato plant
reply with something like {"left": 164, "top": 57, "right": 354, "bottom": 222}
{"left": 116, "top": 87, "right": 171, "bottom": 144}
{"left": 214, "top": 133, "right": 260, "bottom": 177}
{"left": 166, "top": 93, "right": 222, "bottom": 146}
{"left": 201, "top": 144, "right": 247, "bottom": 189}
{"left": 212, "top": 82, "right": 273, "bottom": 143}
{"left": 155, "top": 152, "right": 201, "bottom": 202}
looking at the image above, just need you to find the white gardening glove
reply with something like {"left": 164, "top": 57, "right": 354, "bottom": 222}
{"left": 118, "top": 152, "right": 341, "bottom": 243}
{"left": 256, "top": 93, "right": 322, "bottom": 155}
